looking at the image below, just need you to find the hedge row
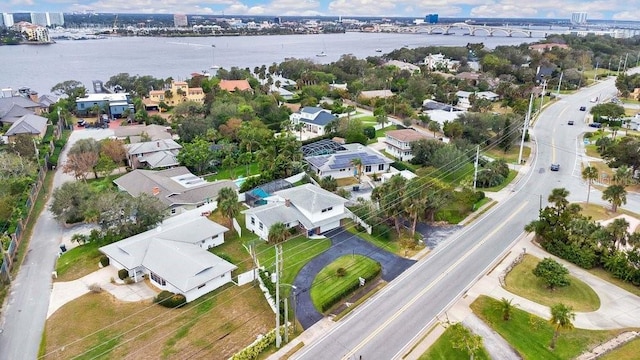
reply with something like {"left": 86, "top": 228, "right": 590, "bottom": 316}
{"left": 231, "top": 327, "right": 284, "bottom": 360}
{"left": 319, "top": 268, "right": 381, "bottom": 312}
{"left": 154, "top": 290, "right": 187, "bottom": 308}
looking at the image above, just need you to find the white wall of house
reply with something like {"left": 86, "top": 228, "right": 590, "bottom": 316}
{"left": 315, "top": 166, "right": 355, "bottom": 180}
{"left": 385, "top": 145, "right": 414, "bottom": 161}
{"left": 183, "top": 271, "right": 233, "bottom": 302}
{"left": 297, "top": 203, "right": 344, "bottom": 226}
{"left": 197, "top": 233, "right": 224, "bottom": 249}
{"left": 246, "top": 214, "right": 270, "bottom": 240}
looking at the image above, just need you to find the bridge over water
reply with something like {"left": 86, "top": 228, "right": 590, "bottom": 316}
{"left": 407, "top": 22, "right": 561, "bottom": 37}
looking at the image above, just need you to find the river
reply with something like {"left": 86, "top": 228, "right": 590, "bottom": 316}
{"left": 1, "top": 31, "right": 546, "bottom": 95}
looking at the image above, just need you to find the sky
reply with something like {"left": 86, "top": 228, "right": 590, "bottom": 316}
{"left": 1, "top": 0, "right": 639, "bottom": 21}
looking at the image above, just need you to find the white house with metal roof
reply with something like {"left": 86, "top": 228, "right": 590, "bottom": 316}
{"left": 305, "top": 143, "right": 394, "bottom": 180}
{"left": 289, "top": 106, "right": 337, "bottom": 137}
{"left": 243, "top": 183, "right": 348, "bottom": 240}
{"left": 100, "top": 203, "right": 236, "bottom": 303}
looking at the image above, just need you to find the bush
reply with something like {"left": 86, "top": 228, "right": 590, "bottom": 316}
{"left": 391, "top": 161, "right": 411, "bottom": 171}
{"left": 363, "top": 126, "right": 376, "bottom": 139}
{"left": 372, "top": 224, "right": 392, "bottom": 241}
{"left": 88, "top": 283, "right": 103, "bottom": 293}
{"left": 154, "top": 290, "right": 187, "bottom": 308}
{"left": 319, "top": 267, "right": 380, "bottom": 312}
{"left": 99, "top": 255, "right": 110, "bottom": 267}
{"left": 231, "top": 327, "right": 280, "bottom": 360}
{"left": 118, "top": 268, "right": 129, "bottom": 280}
{"left": 336, "top": 268, "right": 346, "bottom": 277}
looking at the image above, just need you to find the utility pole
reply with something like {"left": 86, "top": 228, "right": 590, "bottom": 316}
{"left": 518, "top": 92, "right": 534, "bottom": 165}
{"left": 538, "top": 79, "right": 548, "bottom": 116}
{"left": 608, "top": 58, "right": 612, "bottom": 76}
{"left": 556, "top": 71, "right": 563, "bottom": 95}
{"left": 473, "top": 145, "right": 479, "bottom": 190}
{"left": 275, "top": 244, "right": 282, "bottom": 348}
{"left": 623, "top": 52, "right": 629, "bottom": 72}
{"left": 593, "top": 62, "right": 599, "bottom": 82}
{"left": 617, "top": 58, "right": 623, "bottom": 75}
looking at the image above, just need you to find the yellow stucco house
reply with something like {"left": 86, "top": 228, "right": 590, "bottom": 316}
{"left": 148, "top": 81, "right": 205, "bottom": 108}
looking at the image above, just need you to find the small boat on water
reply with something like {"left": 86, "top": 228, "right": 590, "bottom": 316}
{"left": 316, "top": 51, "right": 327, "bottom": 57}
{"left": 375, "top": 48, "right": 382, "bottom": 52}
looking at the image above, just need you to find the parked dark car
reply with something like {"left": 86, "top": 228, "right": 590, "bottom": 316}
{"left": 568, "top": 120, "right": 574, "bottom": 125}
{"left": 77, "top": 119, "right": 86, "bottom": 126}
{"left": 550, "top": 163, "right": 560, "bottom": 171}
{"left": 579, "top": 106, "right": 586, "bottom": 111}
{"left": 589, "top": 122, "right": 602, "bottom": 128}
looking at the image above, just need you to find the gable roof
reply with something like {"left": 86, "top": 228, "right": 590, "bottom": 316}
{"left": 113, "top": 167, "right": 237, "bottom": 207}
{"left": 219, "top": 79, "right": 252, "bottom": 92}
{"left": 100, "top": 207, "right": 235, "bottom": 293}
{"left": 274, "top": 183, "right": 348, "bottom": 214}
{"left": 6, "top": 114, "right": 48, "bottom": 136}
{"left": 0, "top": 97, "right": 43, "bottom": 118}
{"left": 360, "top": 90, "right": 394, "bottom": 99}
{"left": 139, "top": 151, "right": 180, "bottom": 169}
{"left": 38, "top": 94, "right": 59, "bottom": 107}
{"left": 385, "top": 129, "right": 430, "bottom": 142}
{"left": 126, "top": 139, "right": 182, "bottom": 156}
{"left": 385, "top": 60, "right": 421, "bottom": 73}
{"left": 0, "top": 104, "right": 33, "bottom": 124}
{"left": 297, "top": 107, "right": 337, "bottom": 126}
{"left": 113, "top": 124, "right": 172, "bottom": 142}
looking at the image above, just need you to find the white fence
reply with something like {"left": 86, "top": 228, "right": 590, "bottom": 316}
{"left": 237, "top": 268, "right": 258, "bottom": 286}
{"left": 345, "top": 208, "right": 372, "bottom": 235}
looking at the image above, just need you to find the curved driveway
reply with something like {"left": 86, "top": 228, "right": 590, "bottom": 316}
{"left": 293, "top": 228, "right": 415, "bottom": 329}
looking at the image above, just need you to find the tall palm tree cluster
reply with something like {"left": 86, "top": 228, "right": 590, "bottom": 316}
{"left": 525, "top": 188, "right": 640, "bottom": 285}
{"left": 370, "top": 174, "right": 451, "bottom": 237}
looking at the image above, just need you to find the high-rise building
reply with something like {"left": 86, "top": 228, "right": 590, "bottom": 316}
{"left": 30, "top": 12, "right": 48, "bottom": 26}
{"left": 173, "top": 14, "right": 188, "bottom": 27}
{"left": 571, "top": 12, "right": 587, "bottom": 25}
{"left": 47, "top": 13, "right": 65, "bottom": 26}
{"left": 425, "top": 14, "right": 439, "bottom": 24}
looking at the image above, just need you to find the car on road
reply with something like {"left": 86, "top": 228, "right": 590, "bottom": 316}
{"left": 77, "top": 119, "right": 86, "bottom": 126}
{"left": 550, "top": 163, "right": 560, "bottom": 171}
{"left": 589, "top": 122, "right": 602, "bottom": 128}
{"left": 590, "top": 97, "right": 599, "bottom": 103}
{"left": 568, "top": 120, "right": 574, "bottom": 125}
{"left": 579, "top": 106, "right": 586, "bottom": 111}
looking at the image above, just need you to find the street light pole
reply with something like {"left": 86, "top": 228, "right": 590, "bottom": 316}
{"left": 556, "top": 71, "right": 563, "bottom": 95}
{"left": 517, "top": 92, "right": 534, "bottom": 165}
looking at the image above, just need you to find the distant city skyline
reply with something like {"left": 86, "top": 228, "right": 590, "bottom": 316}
{"left": 1, "top": 0, "right": 639, "bottom": 21}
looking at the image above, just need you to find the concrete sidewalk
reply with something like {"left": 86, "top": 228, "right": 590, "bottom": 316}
{"left": 48, "top": 266, "right": 157, "bottom": 319}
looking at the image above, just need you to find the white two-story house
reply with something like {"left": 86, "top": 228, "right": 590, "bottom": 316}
{"left": 289, "top": 106, "right": 337, "bottom": 137}
{"left": 243, "top": 184, "right": 349, "bottom": 240}
{"left": 305, "top": 143, "right": 394, "bottom": 180}
{"left": 384, "top": 129, "right": 432, "bottom": 162}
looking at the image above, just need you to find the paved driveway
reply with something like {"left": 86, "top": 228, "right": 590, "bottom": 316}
{"left": 293, "top": 228, "right": 415, "bottom": 329}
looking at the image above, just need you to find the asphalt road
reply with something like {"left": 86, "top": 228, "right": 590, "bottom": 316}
{"left": 293, "top": 77, "right": 632, "bottom": 360}
{"left": 0, "top": 129, "right": 114, "bottom": 360}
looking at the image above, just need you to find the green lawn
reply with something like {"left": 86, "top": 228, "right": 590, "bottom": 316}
{"left": 480, "top": 170, "right": 518, "bottom": 192}
{"left": 504, "top": 254, "right": 600, "bottom": 312}
{"left": 471, "top": 295, "right": 625, "bottom": 360}
{"left": 309, "top": 255, "right": 380, "bottom": 312}
{"left": 207, "top": 212, "right": 257, "bottom": 274}
{"left": 484, "top": 146, "right": 531, "bottom": 164}
{"left": 599, "top": 337, "right": 640, "bottom": 360}
{"left": 344, "top": 220, "right": 401, "bottom": 254}
{"left": 587, "top": 267, "right": 640, "bottom": 298}
{"left": 357, "top": 115, "right": 377, "bottom": 124}
{"left": 255, "top": 236, "right": 332, "bottom": 297}
{"left": 374, "top": 125, "right": 396, "bottom": 139}
{"left": 55, "top": 242, "right": 103, "bottom": 281}
{"left": 205, "top": 162, "right": 260, "bottom": 181}
{"left": 86, "top": 175, "right": 121, "bottom": 192}
{"left": 420, "top": 325, "right": 491, "bottom": 360}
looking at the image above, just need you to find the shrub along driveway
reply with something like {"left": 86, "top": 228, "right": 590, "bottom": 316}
{"left": 293, "top": 228, "right": 415, "bottom": 329}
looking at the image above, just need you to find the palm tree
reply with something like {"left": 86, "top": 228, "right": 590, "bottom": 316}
{"left": 403, "top": 182, "right": 427, "bottom": 236}
{"left": 602, "top": 184, "right": 627, "bottom": 212}
{"left": 607, "top": 217, "right": 630, "bottom": 251}
{"left": 268, "top": 222, "right": 289, "bottom": 245}
{"left": 219, "top": 197, "right": 240, "bottom": 230}
{"left": 293, "top": 122, "right": 304, "bottom": 140}
{"left": 428, "top": 121, "right": 441, "bottom": 138}
{"left": 613, "top": 165, "right": 632, "bottom": 187}
{"left": 581, "top": 166, "right": 598, "bottom": 205}
{"left": 548, "top": 188, "right": 570, "bottom": 215}
{"left": 350, "top": 157, "right": 363, "bottom": 183}
{"left": 549, "top": 303, "right": 575, "bottom": 350}
{"left": 499, "top": 297, "right": 516, "bottom": 321}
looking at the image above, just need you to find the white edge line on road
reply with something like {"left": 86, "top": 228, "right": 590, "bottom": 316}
{"left": 341, "top": 201, "right": 530, "bottom": 360}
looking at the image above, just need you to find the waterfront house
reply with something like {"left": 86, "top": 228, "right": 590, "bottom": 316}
{"left": 148, "top": 81, "right": 205, "bottom": 107}
{"left": 385, "top": 60, "right": 421, "bottom": 74}
{"left": 125, "top": 139, "right": 182, "bottom": 169}
{"left": 289, "top": 106, "right": 337, "bottom": 137}
{"left": 305, "top": 143, "right": 393, "bottom": 180}
{"left": 384, "top": 129, "right": 432, "bottom": 161}
{"left": 113, "top": 167, "right": 236, "bottom": 216}
{"left": 243, "top": 183, "right": 348, "bottom": 240}
{"left": 4, "top": 113, "right": 48, "bottom": 142}
{"left": 218, "top": 79, "right": 252, "bottom": 93}
{"left": 99, "top": 204, "right": 236, "bottom": 303}
{"left": 76, "top": 92, "right": 133, "bottom": 118}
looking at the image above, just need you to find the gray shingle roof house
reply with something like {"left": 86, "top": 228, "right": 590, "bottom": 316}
{"left": 125, "top": 139, "right": 182, "bottom": 169}
{"left": 5, "top": 113, "right": 49, "bottom": 140}
{"left": 113, "top": 167, "right": 237, "bottom": 216}
{"left": 113, "top": 124, "right": 173, "bottom": 143}
{"left": 0, "top": 96, "right": 45, "bottom": 119}
{"left": 290, "top": 106, "right": 338, "bottom": 138}
{"left": 38, "top": 94, "right": 59, "bottom": 107}
{"left": 100, "top": 203, "right": 236, "bottom": 303}
{"left": 0, "top": 104, "right": 32, "bottom": 125}
{"left": 243, "top": 183, "right": 349, "bottom": 240}
{"left": 305, "top": 143, "right": 394, "bottom": 180}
